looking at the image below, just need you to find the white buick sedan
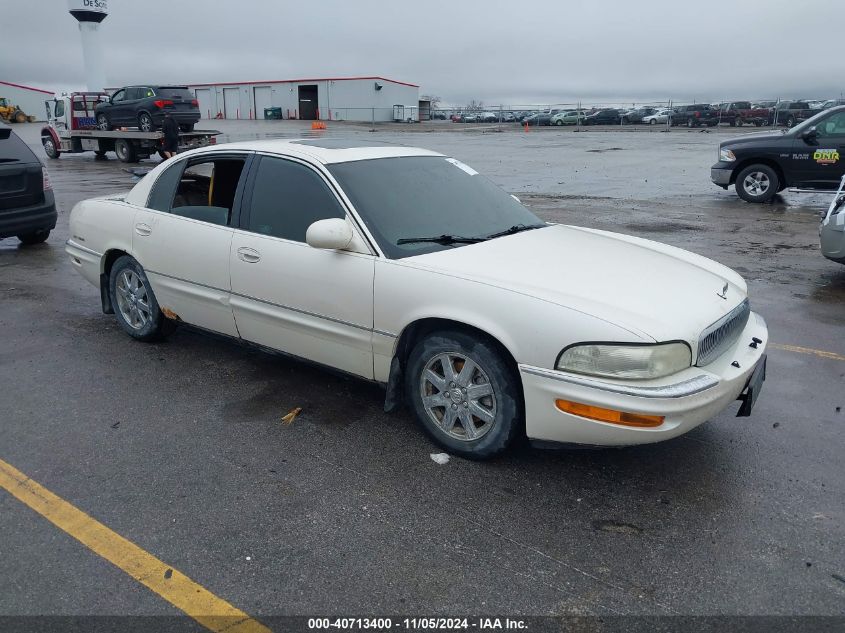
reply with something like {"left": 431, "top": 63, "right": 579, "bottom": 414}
{"left": 67, "top": 139, "right": 767, "bottom": 458}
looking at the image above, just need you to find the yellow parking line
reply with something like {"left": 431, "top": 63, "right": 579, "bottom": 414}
{"left": 0, "top": 458, "right": 271, "bottom": 633}
{"left": 770, "top": 343, "right": 845, "bottom": 362}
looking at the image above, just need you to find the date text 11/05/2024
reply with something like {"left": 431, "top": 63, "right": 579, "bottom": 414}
{"left": 307, "top": 618, "right": 528, "bottom": 630}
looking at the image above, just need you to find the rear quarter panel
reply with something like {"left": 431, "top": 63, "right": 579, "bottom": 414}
{"left": 69, "top": 198, "right": 136, "bottom": 284}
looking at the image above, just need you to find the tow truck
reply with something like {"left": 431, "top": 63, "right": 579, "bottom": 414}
{"left": 40, "top": 92, "right": 220, "bottom": 163}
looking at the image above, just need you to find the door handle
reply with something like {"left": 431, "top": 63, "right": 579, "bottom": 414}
{"left": 135, "top": 223, "right": 152, "bottom": 236}
{"left": 237, "top": 247, "right": 261, "bottom": 263}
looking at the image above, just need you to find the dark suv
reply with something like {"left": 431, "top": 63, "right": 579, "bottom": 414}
{"left": 95, "top": 86, "right": 201, "bottom": 133}
{"left": 0, "top": 123, "right": 56, "bottom": 245}
{"left": 672, "top": 104, "right": 718, "bottom": 127}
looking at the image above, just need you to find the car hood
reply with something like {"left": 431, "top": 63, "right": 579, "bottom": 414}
{"left": 404, "top": 224, "right": 748, "bottom": 345}
{"left": 721, "top": 131, "right": 788, "bottom": 147}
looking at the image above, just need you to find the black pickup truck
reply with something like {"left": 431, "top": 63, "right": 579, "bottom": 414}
{"left": 672, "top": 104, "right": 718, "bottom": 127}
{"left": 771, "top": 101, "right": 815, "bottom": 127}
{"left": 711, "top": 105, "right": 845, "bottom": 202}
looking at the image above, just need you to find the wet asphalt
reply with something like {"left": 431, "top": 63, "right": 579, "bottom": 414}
{"left": 1, "top": 120, "right": 843, "bottom": 622}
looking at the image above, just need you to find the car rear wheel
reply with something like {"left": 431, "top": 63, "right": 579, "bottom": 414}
{"left": 736, "top": 118, "right": 743, "bottom": 127}
{"left": 736, "top": 164, "right": 779, "bottom": 203}
{"left": 786, "top": 116, "right": 795, "bottom": 128}
{"left": 96, "top": 113, "right": 112, "bottom": 131}
{"left": 405, "top": 330, "right": 522, "bottom": 459}
{"left": 138, "top": 112, "right": 154, "bottom": 132}
{"left": 555, "top": 119, "right": 563, "bottom": 126}
{"left": 687, "top": 118, "right": 695, "bottom": 128}
{"left": 42, "top": 136, "right": 60, "bottom": 159}
{"left": 17, "top": 229, "right": 50, "bottom": 245}
{"left": 109, "top": 256, "right": 176, "bottom": 341}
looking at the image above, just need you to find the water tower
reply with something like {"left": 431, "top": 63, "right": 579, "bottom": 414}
{"left": 67, "top": 0, "right": 109, "bottom": 92}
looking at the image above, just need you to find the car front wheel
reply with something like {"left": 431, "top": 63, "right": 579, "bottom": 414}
{"left": 736, "top": 164, "right": 779, "bottom": 203}
{"left": 109, "top": 256, "right": 176, "bottom": 341}
{"left": 406, "top": 330, "right": 522, "bottom": 459}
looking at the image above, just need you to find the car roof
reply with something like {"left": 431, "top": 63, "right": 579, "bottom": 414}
{"left": 189, "top": 138, "right": 445, "bottom": 165}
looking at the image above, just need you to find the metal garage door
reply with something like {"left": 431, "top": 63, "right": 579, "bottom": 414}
{"left": 194, "top": 89, "right": 212, "bottom": 119}
{"left": 253, "top": 87, "right": 272, "bottom": 120}
{"left": 223, "top": 88, "right": 240, "bottom": 119}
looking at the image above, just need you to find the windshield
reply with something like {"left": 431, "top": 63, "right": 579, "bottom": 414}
{"left": 328, "top": 156, "right": 545, "bottom": 259}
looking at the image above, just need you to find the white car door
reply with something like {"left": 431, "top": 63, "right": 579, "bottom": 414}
{"left": 131, "top": 153, "right": 250, "bottom": 337}
{"left": 229, "top": 154, "right": 376, "bottom": 379}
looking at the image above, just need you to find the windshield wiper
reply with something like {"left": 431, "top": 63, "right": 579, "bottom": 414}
{"left": 396, "top": 234, "right": 486, "bottom": 245}
{"left": 483, "top": 223, "right": 546, "bottom": 240}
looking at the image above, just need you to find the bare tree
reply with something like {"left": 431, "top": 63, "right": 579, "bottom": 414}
{"left": 465, "top": 99, "right": 484, "bottom": 112}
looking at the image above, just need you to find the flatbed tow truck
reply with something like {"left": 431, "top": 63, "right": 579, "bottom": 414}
{"left": 41, "top": 92, "right": 220, "bottom": 163}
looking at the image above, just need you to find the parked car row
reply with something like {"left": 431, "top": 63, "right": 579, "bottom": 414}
{"left": 438, "top": 98, "right": 845, "bottom": 128}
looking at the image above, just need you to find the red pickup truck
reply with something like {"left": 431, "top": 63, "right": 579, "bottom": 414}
{"left": 714, "top": 101, "right": 771, "bottom": 127}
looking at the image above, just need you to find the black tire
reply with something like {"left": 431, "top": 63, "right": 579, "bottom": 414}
{"left": 17, "top": 229, "right": 50, "bottom": 245}
{"left": 686, "top": 118, "right": 695, "bottom": 128}
{"left": 94, "top": 151, "right": 108, "bottom": 160}
{"left": 109, "top": 256, "right": 176, "bottom": 342}
{"left": 555, "top": 119, "right": 563, "bottom": 126}
{"left": 179, "top": 123, "right": 194, "bottom": 132}
{"left": 138, "top": 112, "right": 154, "bottom": 132}
{"left": 786, "top": 116, "right": 795, "bottom": 128}
{"left": 735, "top": 164, "right": 780, "bottom": 203}
{"left": 114, "top": 138, "right": 138, "bottom": 163}
{"left": 405, "top": 329, "right": 522, "bottom": 459}
{"left": 649, "top": 118, "right": 657, "bottom": 125}
{"left": 96, "top": 113, "right": 112, "bottom": 131}
{"left": 13, "top": 111, "right": 26, "bottom": 124}
{"left": 754, "top": 121, "right": 763, "bottom": 127}
{"left": 42, "top": 136, "right": 60, "bottom": 159}
{"left": 736, "top": 118, "right": 743, "bottom": 127}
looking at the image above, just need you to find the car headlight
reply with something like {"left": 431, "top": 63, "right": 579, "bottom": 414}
{"left": 720, "top": 148, "right": 736, "bottom": 162}
{"left": 555, "top": 342, "right": 692, "bottom": 380}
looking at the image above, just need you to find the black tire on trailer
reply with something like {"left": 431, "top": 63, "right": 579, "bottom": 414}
{"left": 96, "top": 113, "right": 112, "bottom": 131}
{"left": 114, "top": 138, "right": 138, "bottom": 163}
{"left": 735, "top": 164, "right": 780, "bottom": 203}
{"left": 42, "top": 136, "right": 60, "bottom": 159}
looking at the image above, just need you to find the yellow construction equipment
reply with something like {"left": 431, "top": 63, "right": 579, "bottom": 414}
{"left": 0, "top": 97, "right": 36, "bottom": 123}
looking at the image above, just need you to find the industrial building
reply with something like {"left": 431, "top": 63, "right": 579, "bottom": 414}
{"left": 0, "top": 81, "right": 53, "bottom": 121}
{"left": 186, "top": 76, "right": 420, "bottom": 122}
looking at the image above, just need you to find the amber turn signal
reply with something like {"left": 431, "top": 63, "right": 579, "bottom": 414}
{"left": 555, "top": 399, "right": 665, "bottom": 428}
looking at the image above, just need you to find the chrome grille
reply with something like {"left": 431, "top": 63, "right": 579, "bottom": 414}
{"left": 696, "top": 299, "right": 750, "bottom": 366}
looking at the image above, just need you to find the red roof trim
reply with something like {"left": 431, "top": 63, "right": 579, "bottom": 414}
{"left": 186, "top": 76, "right": 419, "bottom": 89}
{"left": 0, "top": 80, "right": 53, "bottom": 95}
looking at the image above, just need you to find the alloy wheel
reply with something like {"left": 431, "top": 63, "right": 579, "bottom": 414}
{"left": 742, "top": 171, "right": 770, "bottom": 197}
{"left": 115, "top": 270, "right": 151, "bottom": 330}
{"left": 419, "top": 351, "right": 497, "bottom": 442}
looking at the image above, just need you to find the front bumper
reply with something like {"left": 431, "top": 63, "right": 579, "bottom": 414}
{"left": 820, "top": 211, "right": 845, "bottom": 262}
{"left": 711, "top": 165, "right": 733, "bottom": 187}
{"left": 0, "top": 191, "right": 57, "bottom": 239}
{"left": 519, "top": 311, "right": 768, "bottom": 446}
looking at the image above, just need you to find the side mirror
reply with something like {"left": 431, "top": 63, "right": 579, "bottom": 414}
{"left": 306, "top": 218, "right": 353, "bottom": 250}
{"left": 802, "top": 126, "right": 817, "bottom": 140}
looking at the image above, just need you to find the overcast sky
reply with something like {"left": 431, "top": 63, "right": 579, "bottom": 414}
{"left": 2, "top": 0, "right": 843, "bottom": 106}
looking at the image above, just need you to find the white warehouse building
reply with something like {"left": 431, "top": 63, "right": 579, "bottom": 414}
{"left": 187, "top": 75, "right": 420, "bottom": 122}
{"left": 0, "top": 81, "right": 54, "bottom": 121}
